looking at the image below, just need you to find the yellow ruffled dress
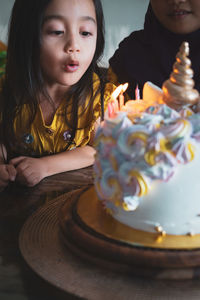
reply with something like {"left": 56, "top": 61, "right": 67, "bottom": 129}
{"left": 0, "top": 74, "right": 115, "bottom": 157}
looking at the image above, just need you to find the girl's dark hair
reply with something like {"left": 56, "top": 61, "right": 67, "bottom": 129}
{"left": 0, "top": 0, "right": 105, "bottom": 158}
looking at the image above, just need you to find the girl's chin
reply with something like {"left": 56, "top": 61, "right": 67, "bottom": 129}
{"left": 56, "top": 78, "right": 81, "bottom": 87}
{"left": 61, "top": 73, "right": 84, "bottom": 86}
{"left": 45, "top": 72, "right": 85, "bottom": 87}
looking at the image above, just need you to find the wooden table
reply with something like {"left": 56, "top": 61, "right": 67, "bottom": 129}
{"left": 0, "top": 166, "right": 93, "bottom": 300}
{"left": 1, "top": 166, "right": 200, "bottom": 300}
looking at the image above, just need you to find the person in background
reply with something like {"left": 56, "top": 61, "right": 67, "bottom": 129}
{"left": 0, "top": 0, "right": 115, "bottom": 191}
{"left": 108, "top": 0, "right": 200, "bottom": 99}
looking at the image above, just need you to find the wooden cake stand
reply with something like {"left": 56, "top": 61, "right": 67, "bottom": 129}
{"left": 59, "top": 187, "right": 200, "bottom": 279}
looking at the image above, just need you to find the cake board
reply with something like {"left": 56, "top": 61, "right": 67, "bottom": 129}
{"left": 59, "top": 186, "right": 200, "bottom": 279}
{"left": 19, "top": 188, "right": 200, "bottom": 300}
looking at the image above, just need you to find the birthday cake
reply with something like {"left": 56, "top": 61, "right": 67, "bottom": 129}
{"left": 93, "top": 42, "right": 200, "bottom": 237}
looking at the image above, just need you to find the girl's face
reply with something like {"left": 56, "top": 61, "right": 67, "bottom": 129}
{"left": 40, "top": 0, "right": 97, "bottom": 89}
{"left": 150, "top": 0, "right": 200, "bottom": 34}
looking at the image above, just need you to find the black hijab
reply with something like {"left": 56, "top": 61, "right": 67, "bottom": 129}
{"left": 109, "top": 3, "right": 200, "bottom": 98}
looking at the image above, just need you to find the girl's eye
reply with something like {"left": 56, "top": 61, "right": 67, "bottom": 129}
{"left": 50, "top": 30, "right": 64, "bottom": 35}
{"left": 81, "top": 31, "right": 92, "bottom": 37}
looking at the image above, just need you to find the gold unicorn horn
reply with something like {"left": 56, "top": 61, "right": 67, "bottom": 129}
{"left": 162, "top": 41, "right": 199, "bottom": 110}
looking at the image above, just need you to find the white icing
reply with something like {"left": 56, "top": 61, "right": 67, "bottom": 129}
{"left": 114, "top": 149, "right": 200, "bottom": 235}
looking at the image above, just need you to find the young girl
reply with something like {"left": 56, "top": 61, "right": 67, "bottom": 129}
{"left": 0, "top": 0, "right": 115, "bottom": 190}
{"left": 108, "top": 0, "right": 200, "bottom": 98}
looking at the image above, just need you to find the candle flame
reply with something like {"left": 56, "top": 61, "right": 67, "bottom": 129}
{"left": 122, "top": 83, "right": 128, "bottom": 93}
{"left": 111, "top": 83, "right": 129, "bottom": 100}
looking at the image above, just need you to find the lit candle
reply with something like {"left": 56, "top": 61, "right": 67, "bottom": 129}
{"left": 122, "top": 83, "right": 129, "bottom": 94}
{"left": 119, "top": 92, "right": 124, "bottom": 110}
{"left": 119, "top": 83, "right": 129, "bottom": 109}
{"left": 108, "top": 83, "right": 129, "bottom": 117}
{"left": 135, "top": 84, "right": 140, "bottom": 100}
{"left": 108, "top": 102, "right": 116, "bottom": 118}
{"left": 112, "top": 84, "right": 123, "bottom": 104}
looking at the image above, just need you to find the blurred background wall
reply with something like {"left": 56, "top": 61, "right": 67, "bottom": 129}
{"left": 102, "top": 0, "right": 149, "bottom": 65}
{"left": 0, "top": 0, "right": 149, "bottom": 66}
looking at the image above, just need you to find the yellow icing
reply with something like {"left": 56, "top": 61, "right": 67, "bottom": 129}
{"left": 187, "top": 142, "right": 195, "bottom": 162}
{"left": 128, "top": 170, "right": 148, "bottom": 196}
{"left": 128, "top": 132, "right": 148, "bottom": 145}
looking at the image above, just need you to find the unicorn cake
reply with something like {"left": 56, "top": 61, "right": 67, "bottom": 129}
{"left": 93, "top": 42, "right": 200, "bottom": 237}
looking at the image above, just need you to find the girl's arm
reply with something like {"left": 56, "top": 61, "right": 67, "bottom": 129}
{"left": 9, "top": 118, "right": 100, "bottom": 187}
{"left": 42, "top": 144, "right": 96, "bottom": 174}
{"left": 9, "top": 145, "right": 95, "bottom": 187}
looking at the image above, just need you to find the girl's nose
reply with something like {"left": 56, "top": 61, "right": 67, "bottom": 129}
{"left": 64, "top": 37, "right": 80, "bottom": 53}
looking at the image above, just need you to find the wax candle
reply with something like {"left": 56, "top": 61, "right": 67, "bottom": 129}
{"left": 108, "top": 83, "right": 129, "bottom": 117}
{"left": 108, "top": 102, "right": 116, "bottom": 118}
{"left": 135, "top": 84, "right": 140, "bottom": 100}
{"left": 118, "top": 83, "right": 129, "bottom": 109}
{"left": 119, "top": 93, "right": 124, "bottom": 109}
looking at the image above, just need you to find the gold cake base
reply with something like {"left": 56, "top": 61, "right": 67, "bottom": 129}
{"left": 59, "top": 187, "right": 200, "bottom": 278}
{"left": 77, "top": 187, "right": 200, "bottom": 249}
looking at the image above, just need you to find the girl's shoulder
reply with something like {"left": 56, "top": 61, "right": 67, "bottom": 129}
{"left": 77, "top": 73, "right": 116, "bottom": 127}
{"left": 92, "top": 72, "right": 116, "bottom": 106}
{"left": 75, "top": 74, "right": 116, "bottom": 147}
{"left": 93, "top": 71, "right": 116, "bottom": 89}
{"left": 107, "top": 67, "right": 119, "bottom": 87}
{"left": 91, "top": 73, "right": 116, "bottom": 123}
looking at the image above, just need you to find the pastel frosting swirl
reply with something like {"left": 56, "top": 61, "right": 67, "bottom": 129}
{"left": 94, "top": 104, "right": 200, "bottom": 212}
